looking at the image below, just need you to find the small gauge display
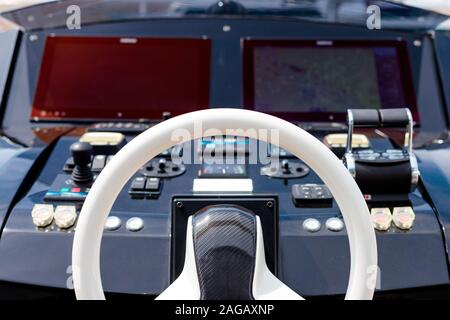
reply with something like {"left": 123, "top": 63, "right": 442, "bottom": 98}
{"left": 199, "top": 164, "right": 247, "bottom": 178}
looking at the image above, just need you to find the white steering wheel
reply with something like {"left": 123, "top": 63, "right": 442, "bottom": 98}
{"left": 72, "top": 109, "right": 377, "bottom": 300}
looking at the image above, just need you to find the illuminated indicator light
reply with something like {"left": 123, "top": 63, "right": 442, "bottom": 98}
{"left": 323, "top": 133, "right": 370, "bottom": 148}
{"left": 71, "top": 187, "right": 81, "bottom": 193}
{"left": 60, "top": 188, "right": 70, "bottom": 192}
{"left": 392, "top": 207, "right": 415, "bottom": 230}
{"left": 370, "top": 208, "right": 392, "bottom": 231}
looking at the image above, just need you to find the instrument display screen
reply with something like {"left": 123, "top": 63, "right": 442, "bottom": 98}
{"left": 31, "top": 36, "right": 211, "bottom": 121}
{"left": 243, "top": 39, "right": 418, "bottom": 122}
{"left": 199, "top": 164, "right": 247, "bottom": 178}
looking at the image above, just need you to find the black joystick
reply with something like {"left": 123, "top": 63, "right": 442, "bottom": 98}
{"left": 70, "top": 142, "right": 93, "bottom": 185}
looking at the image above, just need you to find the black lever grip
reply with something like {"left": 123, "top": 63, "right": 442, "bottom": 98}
{"left": 379, "top": 108, "right": 410, "bottom": 127}
{"left": 348, "top": 109, "right": 380, "bottom": 127}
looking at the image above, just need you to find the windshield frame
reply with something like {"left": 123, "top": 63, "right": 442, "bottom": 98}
{"left": 1, "top": 0, "right": 448, "bottom": 32}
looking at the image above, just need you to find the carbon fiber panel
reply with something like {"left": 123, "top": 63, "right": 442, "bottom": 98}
{"left": 192, "top": 205, "right": 257, "bottom": 300}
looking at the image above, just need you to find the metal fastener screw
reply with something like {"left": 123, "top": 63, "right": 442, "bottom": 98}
{"left": 266, "top": 201, "right": 273, "bottom": 208}
{"left": 176, "top": 201, "right": 183, "bottom": 208}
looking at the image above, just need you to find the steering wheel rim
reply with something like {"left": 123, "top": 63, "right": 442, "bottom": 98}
{"left": 72, "top": 108, "right": 377, "bottom": 300}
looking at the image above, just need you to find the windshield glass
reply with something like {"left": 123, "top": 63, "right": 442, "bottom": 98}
{"left": 1, "top": 0, "right": 448, "bottom": 31}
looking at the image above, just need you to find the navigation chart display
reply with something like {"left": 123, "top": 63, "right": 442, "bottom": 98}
{"left": 243, "top": 40, "right": 418, "bottom": 122}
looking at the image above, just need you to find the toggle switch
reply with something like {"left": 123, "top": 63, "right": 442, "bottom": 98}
{"left": 130, "top": 177, "right": 146, "bottom": 191}
{"left": 91, "top": 155, "right": 106, "bottom": 172}
{"left": 145, "top": 177, "right": 160, "bottom": 191}
{"left": 158, "top": 158, "right": 167, "bottom": 172}
{"left": 281, "top": 159, "right": 290, "bottom": 173}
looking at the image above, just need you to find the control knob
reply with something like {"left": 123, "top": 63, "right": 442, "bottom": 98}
{"left": 281, "top": 159, "right": 290, "bottom": 173}
{"left": 158, "top": 158, "right": 167, "bottom": 172}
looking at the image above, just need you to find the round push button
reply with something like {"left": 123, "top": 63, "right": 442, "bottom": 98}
{"left": 326, "top": 217, "right": 344, "bottom": 232}
{"left": 126, "top": 217, "right": 144, "bottom": 232}
{"left": 31, "top": 204, "right": 54, "bottom": 228}
{"left": 303, "top": 218, "right": 321, "bottom": 233}
{"left": 104, "top": 216, "right": 122, "bottom": 231}
{"left": 54, "top": 205, "right": 77, "bottom": 229}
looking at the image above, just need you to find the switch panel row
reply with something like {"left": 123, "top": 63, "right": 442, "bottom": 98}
{"left": 292, "top": 184, "right": 333, "bottom": 207}
{"left": 129, "top": 177, "right": 161, "bottom": 198}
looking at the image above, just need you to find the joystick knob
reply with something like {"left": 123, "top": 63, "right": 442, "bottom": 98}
{"left": 70, "top": 142, "right": 93, "bottom": 185}
{"left": 158, "top": 158, "right": 167, "bottom": 172}
{"left": 281, "top": 159, "right": 290, "bottom": 173}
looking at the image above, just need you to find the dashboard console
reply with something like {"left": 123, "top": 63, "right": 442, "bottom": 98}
{"left": 0, "top": 17, "right": 449, "bottom": 299}
{"left": 3, "top": 121, "right": 447, "bottom": 296}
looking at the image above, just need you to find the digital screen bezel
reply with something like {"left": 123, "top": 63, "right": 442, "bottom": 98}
{"left": 31, "top": 36, "right": 211, "bottom": 122}
{"left": 242, "top": 39, "right": 419, "bottom": 123}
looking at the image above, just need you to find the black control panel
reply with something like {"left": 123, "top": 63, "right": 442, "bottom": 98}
{"left": 3, "top": 119, "right": 445, "bottom": 298}
{"left": 261, "top": 160, "right": 310, "bottom": 179}
{"left": 129, "top": 176, "right": 161, "bottom": 198}
{"left": 141, "top": 159, "right": 186, "bottom": 178}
